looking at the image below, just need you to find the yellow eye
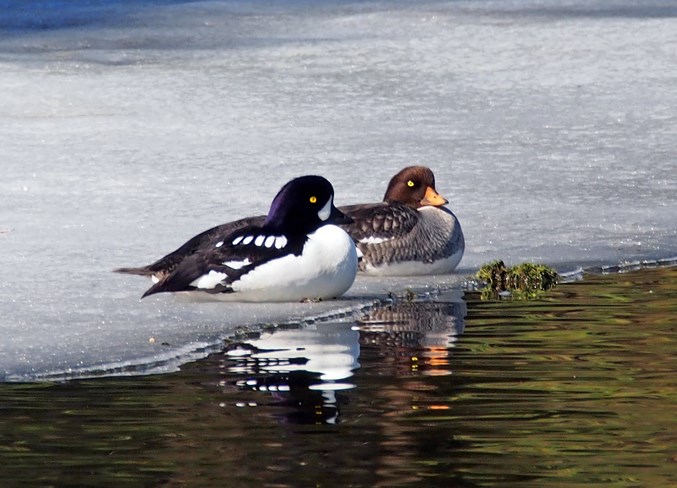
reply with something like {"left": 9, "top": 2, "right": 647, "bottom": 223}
{"left": 309, "top": 196, "right": 317, "bottom": 203}
{"left": 407, "top": 180, "right": 415, "bottom": 187}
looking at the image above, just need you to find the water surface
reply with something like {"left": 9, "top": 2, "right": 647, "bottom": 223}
{"left": 2, "top": 0, "right": 677, "bottom": 377}
{"left": 1, "top": 266, "right": 675, "bottom": 487}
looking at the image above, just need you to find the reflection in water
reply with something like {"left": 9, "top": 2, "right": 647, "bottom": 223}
{"left": 220, "top": 323, "right": 360, "bottom": 424}
{"left": 1, "top": 267, "right": 676, "bottom": 487}
{"left": 207, "top": 289, "right": 466, "bottom": 425}
{"left": 358, "top": 289, "right": 466, "bottom": 377}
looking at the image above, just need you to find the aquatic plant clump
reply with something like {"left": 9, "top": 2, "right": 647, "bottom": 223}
{"left": 476, "top": 260, "right": 559, "bottom": 299}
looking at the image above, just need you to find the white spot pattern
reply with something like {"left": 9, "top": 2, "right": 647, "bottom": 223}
{"left": 274, "top": 236, "right": 287, "bottom": 249}
{"left": 233, "top": 234, "right": 286, "bottom": 248}
{"left": 215, "top": 241, "right": 224, "bottom": 248}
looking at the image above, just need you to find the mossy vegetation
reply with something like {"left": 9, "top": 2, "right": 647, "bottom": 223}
{"left": 476, "top": 260, "right": 559, "bottom": 300}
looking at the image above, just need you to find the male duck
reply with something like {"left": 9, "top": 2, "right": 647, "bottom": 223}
{"left": 117, "top": 176, "right": 358, "bottom": 302}
{"left": 117, "top": 166, "right": 463, "bottom": 281}
{"left": 340, "top": 166, "right": 464, "bottom": 276}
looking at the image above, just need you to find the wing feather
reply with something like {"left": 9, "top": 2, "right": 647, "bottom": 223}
{"left": 141, "top": 226, "right": 304, "bottom": 298}
{"left": 340, "top": 202, "right": 419, "bottom": 241}
{"left": 115, "top": 215, "right": 266, "bottom": 279}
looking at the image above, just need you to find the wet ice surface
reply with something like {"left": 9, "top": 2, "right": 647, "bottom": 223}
{"left": 1, "top": 0, "right": 676, "bottom": 381}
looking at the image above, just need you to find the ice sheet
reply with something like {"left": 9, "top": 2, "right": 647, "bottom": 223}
{"left": 1, "top": 0, "right": 676, "bottom": 381}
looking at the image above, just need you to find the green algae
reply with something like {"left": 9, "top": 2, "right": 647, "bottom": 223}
{"left": 476, "top": 260, "right": 559, "bottom": 300}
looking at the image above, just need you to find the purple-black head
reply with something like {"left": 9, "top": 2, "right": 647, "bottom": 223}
{"left": 264, "top": 175, "right": 352, "bottom": 234}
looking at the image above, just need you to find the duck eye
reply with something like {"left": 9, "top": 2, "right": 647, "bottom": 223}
{"left": 309, "top": 196, "right": 317, "bottom": 203}
{"left": 407, "top": 180, "right": 415, "bottom": 187}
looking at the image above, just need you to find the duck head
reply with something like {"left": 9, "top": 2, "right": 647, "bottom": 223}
{"left": 264, "top": 175, "right": 353, "bottom": 234}
{"left": 383, "top": 166, "right": 448, "bottom": 209}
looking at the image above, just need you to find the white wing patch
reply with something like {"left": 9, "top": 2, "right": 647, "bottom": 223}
{"left": 264, "top": 235, "right": 275, "bottom": 248}
{"left": 242, "top": 236, "right": 254, "bottom": 245}
{"left": 254, "top": 235, "right": 265, "bottom": 247}
{"left": 215, "top": 241, "right": 224, "bottom": 248}
{"left": 358, "top": 236, "right": 389, "bottom": 245}
{"left": 223, "top": 258, "right": 252, "bottom": 270}
{"left": 190, "top": 270, "right": 229, "bottom": 289}
{"left": 232, "top": 236, "right": 243, "bottom": 245}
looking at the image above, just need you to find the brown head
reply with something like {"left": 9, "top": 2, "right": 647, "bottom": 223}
{"left": 383, "top": 166, "right": 448, "bottom": 209}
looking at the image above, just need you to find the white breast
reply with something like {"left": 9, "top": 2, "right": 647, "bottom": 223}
{"left": 216, "top": 225, "right": 358, "bottom": 302}
{"left": 363, "top": 251, "right": 464, "bottom": 276}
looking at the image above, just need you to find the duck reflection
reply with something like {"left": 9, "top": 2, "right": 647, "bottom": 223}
{"left": 211, "top": 289, "right": 466, "bottom": 424}
{"left": 358, "top": 289, "right": 466, "bottom": 377}
{"left": 222, "top": 323, "right": 360, "bottom": 424}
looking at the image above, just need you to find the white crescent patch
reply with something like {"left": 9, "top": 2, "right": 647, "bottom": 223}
{"left": 317, "top": 197, "right": 332, "bottom": 221}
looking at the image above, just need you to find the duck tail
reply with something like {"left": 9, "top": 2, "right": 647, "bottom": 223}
{"left": 113, "top": 266, "right": 155, "bottom": 277}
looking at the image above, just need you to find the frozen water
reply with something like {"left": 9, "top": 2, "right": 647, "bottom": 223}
{"left": 1, "top": 0, "right": 676, "bottom": 381}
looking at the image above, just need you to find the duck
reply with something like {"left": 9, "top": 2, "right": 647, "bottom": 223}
{"left": 116, "top": 176, "right": 358, "bottom": 302}
{"left": 117, "top": 166, "right": 463, "bottom": 281}
{"left": 340, "top": 166, "right": 464, "bottom": 276}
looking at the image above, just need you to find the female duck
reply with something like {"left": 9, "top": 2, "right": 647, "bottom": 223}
{"left": 341, "top": 166, "right": 464, "bottom": 276}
